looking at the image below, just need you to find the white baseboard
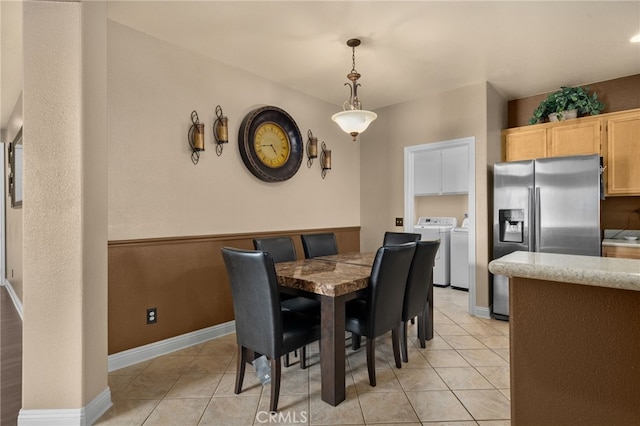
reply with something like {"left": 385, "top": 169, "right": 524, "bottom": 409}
{"left": 2, "top": 278, "right": 23, "bottom": 320}
{"left": 17, "top": 387, "right": 111, "bottom": 426}
{"left": 16, "top": 322, "right": 235, "bottom": 424}
{"left": 475, "top": 305, "right": 492, "bottom": 319}
{"left": 108, "top": 320, "right": 236, "bottom": 372}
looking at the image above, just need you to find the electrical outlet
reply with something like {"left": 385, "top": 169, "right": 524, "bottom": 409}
{"left": 395, "top": 217, "right": 404, "bottom": 227}
{"left": 147, "top": 308, "right": 157, "bottom": 324}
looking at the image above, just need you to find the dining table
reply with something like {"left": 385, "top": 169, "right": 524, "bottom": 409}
{"left": 274, "top": 252, "right": 373, "bottom": 406}
{"left": 274, "top": 250, "right": 435, "bottom": 406}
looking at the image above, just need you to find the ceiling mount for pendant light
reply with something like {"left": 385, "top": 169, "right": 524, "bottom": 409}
{"left": 331, "top": 38, "right": 377, "bottom": 141}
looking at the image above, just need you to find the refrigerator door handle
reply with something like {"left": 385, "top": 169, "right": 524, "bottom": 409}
{"left": 534, "top": 186, "right": 541, "bottom": 252}
{"left": 528, "top": 187, "right": 535, "bottom": 251}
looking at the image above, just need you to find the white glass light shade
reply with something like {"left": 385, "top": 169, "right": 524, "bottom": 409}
{"left": 331, "top": 110, "right": 377, "bottom": 139}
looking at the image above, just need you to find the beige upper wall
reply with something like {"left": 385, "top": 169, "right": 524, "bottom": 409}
{"left": 108, "top": 21, "right": 360, "bottom": 241}
{"left": 0, "top": 0, "right": 23, "bottom": 132}
{"left": 82, "top": 0, "right": 109, "bottom": 406}
{"left": 360, "top": 82, "right": 506, "bottom": 309}
{"left": 22, "top": 0, "right": 108, "bottom": 410}
{"left": 1, "top": 1, "right": 24, "bottom": 302}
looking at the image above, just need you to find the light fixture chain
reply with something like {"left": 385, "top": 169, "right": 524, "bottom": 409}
{"left": 351, "top": 46, "right": 357, "bottom": 74}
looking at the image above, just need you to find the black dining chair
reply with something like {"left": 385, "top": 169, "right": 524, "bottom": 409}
{"left": 301, "top": 233, "right": 339, "bottom": 258}
{"left": 221, "top": 247, "right": 321, "bottom": 412}
{"left": 382, "top": 231, "right": 421, "bottom": 246}
{"left": 344, "top": 242, "right": 416, "bottom": 387}
{"left": 400, "top": 240, "right": 440, "bottom": 363}
{"left": 253, "top": 237, "right": 321, "bottom": 366}
{"left": 253, "top": 237, "right": 297, "bottom": 263}
{"left": 383, "top": 232, "right": 425, "bottom": 327}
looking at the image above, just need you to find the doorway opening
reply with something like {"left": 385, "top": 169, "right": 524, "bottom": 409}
{"left": 403, "top": 137, "right": 478, "bottom": 316}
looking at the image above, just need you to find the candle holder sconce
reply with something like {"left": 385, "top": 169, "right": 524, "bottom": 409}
{"left": 320, "top": 141, "right": 331, "bottom": 179}
{"left": 188, "top": 110, "right": 204, "bottom": 165}
{"left": 306, "top": 129, "right": 318, "bottom": 168}
{"left": 213, "top": 105, "right": 228, "bottom": 156}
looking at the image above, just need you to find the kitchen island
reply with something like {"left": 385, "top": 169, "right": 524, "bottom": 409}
{"left": 489, "top": 251, "right": 640, "bottom": 425}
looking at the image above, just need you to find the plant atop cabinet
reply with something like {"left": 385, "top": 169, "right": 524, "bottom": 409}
{"left": 529, "top": 86, "right": 605, "bottom": 124}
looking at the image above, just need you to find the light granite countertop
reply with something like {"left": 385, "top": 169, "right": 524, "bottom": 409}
{"left": 489, "top": 251, "right": 640, "bottom": 292}
{"left": 602, "top": 238, "right": 640, "bottom": 248}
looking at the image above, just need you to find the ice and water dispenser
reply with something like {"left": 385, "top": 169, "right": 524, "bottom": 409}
{"left": 498, "top": 209, "right": 524, "bottom": 243}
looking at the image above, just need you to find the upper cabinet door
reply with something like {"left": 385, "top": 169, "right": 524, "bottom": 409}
{"left": 413, "top": 145, "right": 469, "bottom": 196}
{"left": 414, "top": 150, "right": 441, "bottom": 195}
{"left": 441, "top": 144, "right": 469, "bottom": 194}
{"left": 502, "top": 127, "right": 547, "bottom": 162}
{"left": 606, "top": 110, "right": 640, "bottom": 196}
{"left": 548, "top": 117, "right": 601, "bottom": 158}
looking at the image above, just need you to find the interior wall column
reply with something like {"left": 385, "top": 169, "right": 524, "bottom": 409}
{"left": 21, "top": 0, "right": 108, "bottom": 421}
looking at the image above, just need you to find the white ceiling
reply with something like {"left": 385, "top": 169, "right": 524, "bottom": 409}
{"left": 107, "top": 1, "right": 640, "bottom": 110}
{"left": 2, "top": 1, "right": 640, "bottom": 129}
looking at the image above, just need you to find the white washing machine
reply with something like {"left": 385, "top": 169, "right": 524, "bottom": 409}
{"left": 414, "top": 217, "right": 457, "bottom": 287}
{"left": 450, "top": 217, "right": 469, "bottom": 290}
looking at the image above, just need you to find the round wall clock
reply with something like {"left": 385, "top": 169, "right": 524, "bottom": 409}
{"left": 238, "top": 106, "right": 303, "bottom": 182}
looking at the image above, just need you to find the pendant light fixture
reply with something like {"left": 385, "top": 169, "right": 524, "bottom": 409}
{"left": 331, "top": 38, "right": 377, "bottom": 141}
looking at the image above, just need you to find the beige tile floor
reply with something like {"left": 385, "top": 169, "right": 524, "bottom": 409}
{"left": 96, "top": 287, "right": 511, "bottom": 425}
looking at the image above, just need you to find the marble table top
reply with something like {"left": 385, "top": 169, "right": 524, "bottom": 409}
{"left": 314, "top": 252, "right": 376, "bottom": 267}
{"left": 275, "top": 255, "right": 373, "bottom": 297}
{"left": 489, "top": 251, "right": 640, "bottom": 292}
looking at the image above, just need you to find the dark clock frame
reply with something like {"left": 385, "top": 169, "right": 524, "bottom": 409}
{"left": 238, "top": 106, "right": 303, "bottom": 182}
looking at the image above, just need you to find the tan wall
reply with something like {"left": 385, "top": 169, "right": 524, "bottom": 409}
{"left": 360, "top": 82, "right": 506, "bottom": 310}
{"left": 22, "top": 1, "right": 108, "bottom": 410}
{"left": 108, "top": 227, "right": 360, "bottom": 354}
{"left": 415, "top": 194, "right": 468, "bottom": 224}
{"left": 106, "top": 21, "right": 362, "bottom": 351}
{"left": 82, "top": 0, "right": 109, "bottom": 406}
{"left": 107, "top": 21, "right": 360, "bottom": 241}
{"left": 486, "top": 83, "right": 508, "bottom": 305}
{"left": 1, "top": 0, "right": 22, "bottom": 130}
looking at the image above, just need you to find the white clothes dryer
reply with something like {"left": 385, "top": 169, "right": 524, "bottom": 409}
{"left": 413, "top": 217, "right": 457, "bottom": 287}
{"left": 450, "top": 223, "right": 469, "bottom": 290}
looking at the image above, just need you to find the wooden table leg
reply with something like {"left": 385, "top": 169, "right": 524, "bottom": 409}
{"left": 319, "top": 295, "right": 346, "bottom": 406}
{"left": 426, "top": 282, "right": 434, "bottom": 340}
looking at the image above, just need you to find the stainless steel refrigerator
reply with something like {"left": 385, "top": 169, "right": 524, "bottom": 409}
{"left": 492, "top": 154, "right": 601, "bottom": 320}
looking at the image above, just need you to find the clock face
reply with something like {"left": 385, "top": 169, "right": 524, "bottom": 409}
{"left": 238, "top": 106, "right": 303, "bottom": 182}
{"left": 254, "top": 122, "right": 291, "bottom": 168}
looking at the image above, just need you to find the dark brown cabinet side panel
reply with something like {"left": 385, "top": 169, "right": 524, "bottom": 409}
{"left": 108, "top": 227, "right": 360, "bottom": 354}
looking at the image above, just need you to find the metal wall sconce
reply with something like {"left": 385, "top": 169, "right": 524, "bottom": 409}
{"left": 320, "top": 142, "right": 331, "bottom": 179}
{"left": 306, "top": 129, "right": 318, "bottom": 168}
{"left": 213, "top": 105, "right": 228, "bottom": 156}
{"left": 188, "top": 110, "right": 204, "bottom": 165}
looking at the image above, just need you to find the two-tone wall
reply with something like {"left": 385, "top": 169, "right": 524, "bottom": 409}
{"left": 108, "top": 227, "right": 359, "bottom": 353}
{"left": 107, "top": 22, "right": 362, "bottom": 353}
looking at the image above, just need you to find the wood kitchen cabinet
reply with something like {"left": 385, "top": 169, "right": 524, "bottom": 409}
{"left": 602, "top": 245, "right": 640, "bottom": 259}
{"left": 502, "top": 115, "right": 601, "bottom": 162}
{"left": 547, "top": 117, "right": 601, "bottom": 157}
{"left": 604, "top": 109, "right": 640, "bottom": 195}
{"left": 502, "top": 108, "right": 640, "bottom": 196}
{"left": 502, "top": 127, "right": 547, "bottom": 161}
